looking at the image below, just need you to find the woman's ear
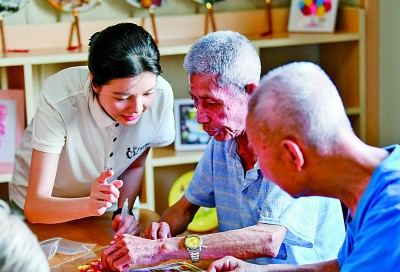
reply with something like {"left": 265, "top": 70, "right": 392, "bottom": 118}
{"left": 89, "top": 73, "right": 99, "bottom": 94}
{"left": 280, "top": 140, "right": 305, "bottom": 171}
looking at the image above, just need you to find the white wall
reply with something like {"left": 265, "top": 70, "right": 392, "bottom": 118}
{"left": 379, "top": 0, "right": 400, "bottom": 146}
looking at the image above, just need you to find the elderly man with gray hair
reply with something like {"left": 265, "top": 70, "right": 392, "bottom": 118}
{"left": 0, "top": 200, "right": 49, "bottom": 271}
{"left": 102, "top": 32, "right": 345, "bottom": 272}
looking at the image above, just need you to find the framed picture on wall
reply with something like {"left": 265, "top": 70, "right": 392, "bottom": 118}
{"left": 0, "top": 90, "right": 26, "bottom": 173}
{"left": 174, "top": 98, "right": 211, "bottom": 151}
{"left": 288, "top": 0, "right": 339, "bottom": 33}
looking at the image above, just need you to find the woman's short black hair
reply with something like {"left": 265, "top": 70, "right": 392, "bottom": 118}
{"left": 88, "top": 23, "right": 161, "bottom": 88}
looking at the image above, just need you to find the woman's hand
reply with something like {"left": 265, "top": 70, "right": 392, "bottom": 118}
{"left": 112, "top": 214, "right": 140, "bottom": 242}
{"left": 89, "top": 169, "right": 123, "bottom": 216}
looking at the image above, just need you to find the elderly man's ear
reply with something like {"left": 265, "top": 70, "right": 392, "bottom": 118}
{"left": 245, "top": 83, "right": 258, "bottom": 95}
{"left": 281, "top": 140, "right": 305, "bottom": 171}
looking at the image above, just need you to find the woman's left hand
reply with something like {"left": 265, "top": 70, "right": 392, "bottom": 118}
{"left": 111, "top": 214, "right": 140, "bottom": 242}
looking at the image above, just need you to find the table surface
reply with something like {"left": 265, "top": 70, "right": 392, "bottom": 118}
{"left": 27, "top": 209, "right": 212, "bottom": 271}
{"left": 27, "top": 209, "right": 160, "bottom": 268}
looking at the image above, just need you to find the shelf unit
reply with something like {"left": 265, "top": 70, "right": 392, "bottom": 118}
{"left": 0, "top": 7, "right": 365, "bottom": 212}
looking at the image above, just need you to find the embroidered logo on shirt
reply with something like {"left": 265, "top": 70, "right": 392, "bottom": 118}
{"left": 126, "top": 143, "right": 150, "bottom": 159}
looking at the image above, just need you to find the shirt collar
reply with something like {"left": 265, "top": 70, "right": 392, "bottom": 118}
{"left": 227, "top": 139, "right": 261, "bottom": 170}
{"left": 86, "top": 79, "right": 116, "bottom": 128}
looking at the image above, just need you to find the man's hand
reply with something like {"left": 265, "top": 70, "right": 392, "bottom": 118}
{"left": 102, "top": 235, "right": 162, "bottom": 271}
{"left": 141, "top": 222, "right": 172, "bottom": 239}
{"left": 207, "top": 256, "right": 262, "bottom": 272}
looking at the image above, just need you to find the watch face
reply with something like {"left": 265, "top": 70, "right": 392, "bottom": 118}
{"left": 185, "top": 236, "right": 201, "bottom": 248}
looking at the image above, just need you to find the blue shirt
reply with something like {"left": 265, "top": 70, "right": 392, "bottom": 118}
{"left": 186, "top": 138, "right": 345, "bottom": 265}
{"left": 338, "top": 145, "right": 400, "bottom": 270}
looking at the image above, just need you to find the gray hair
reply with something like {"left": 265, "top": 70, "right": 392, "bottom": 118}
{"left": 248, "top": 62, "right": 353, "bottom": 154}
{"left": 183, "top": 30, "right": 261, "bottom": 92}
{"left": 0, "top": 200, "right": 49, "bottom": 272}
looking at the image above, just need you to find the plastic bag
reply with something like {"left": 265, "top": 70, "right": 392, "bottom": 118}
{"left": 39, "top": 237, "right": 96, "bottom": 259}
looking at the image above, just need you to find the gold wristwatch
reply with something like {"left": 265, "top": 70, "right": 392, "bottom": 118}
{"left": 184, "top": 234, "right": 203, "bottom": 263}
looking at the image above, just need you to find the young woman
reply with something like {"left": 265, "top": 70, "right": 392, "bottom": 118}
{"left": 9, "top": 23, "right": 175, "bottom": 237}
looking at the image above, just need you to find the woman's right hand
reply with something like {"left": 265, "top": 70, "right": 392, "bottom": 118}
{"left": 89, "top": 169, "right": 123, "bottom": 216}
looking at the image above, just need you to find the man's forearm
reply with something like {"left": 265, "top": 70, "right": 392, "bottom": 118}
{"left": 159, "top": 196, "right": 199, "bottom": 236}
{"left": 194, "top": 224, "right": 286, "bottom": 261}
{"left": 159, "top": 205, "right": 196, "bottom": 236}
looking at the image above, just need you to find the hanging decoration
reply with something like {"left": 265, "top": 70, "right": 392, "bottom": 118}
{"left": 125, "top": 0, "right": 170, "bottom": 44}
{"left": 0, "top": 0, "right": 30, "bottom": 56}
{"left": 47, "top": 0, "right": 101, "bottom": 50}
{"left": 192, "top": 0, "right": 224, "bottom": 35}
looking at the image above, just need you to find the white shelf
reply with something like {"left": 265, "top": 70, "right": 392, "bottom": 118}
{"left": 152, "top": 146, "right": 204, "bottom": 167}
{"left": 0, "top": 49, "right": 88, "bottom": 66}
{"left": 0, "top": 33, "right": 360, "bottom": 66}
{"left": 0, "top": 174, "right": 12, "bottom": 183}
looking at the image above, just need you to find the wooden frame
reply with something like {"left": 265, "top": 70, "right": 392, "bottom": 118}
{"left": 174, "top": 98, "right": 210, "bottom": 151}
{"left": 361, "top": 0, "right": 379, "bottom": 146}
{"left": 0, "top": 89, "right": 25, "bottom": 174}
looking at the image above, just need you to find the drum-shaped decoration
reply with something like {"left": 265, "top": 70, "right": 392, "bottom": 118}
{"left": 191, "top": 0, "right": 226, "bottom": 34}
{"left": 125, "top": 0, "right": 170, "bottom": 44}
{"left": 0, "top": 0, "right": 31, "bottom": 54}
{"left": 47, "top": 0, "right": 102, "bottom": 50}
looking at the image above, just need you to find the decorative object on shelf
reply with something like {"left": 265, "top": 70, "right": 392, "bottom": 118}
{"left": 47, "top": 0, "right": 101, "bottom": 50}
{"left": 0, "top": 0, "right": 30, "bottom": 55}
{"left": 169, "top": 170, "right": 218, "bottom": 232}
{"left": 192, "top": 0, "right": 224, "bottom": 34}
{"left": 125, "top": 0, "right": 170, "bottom": 44}
{"left": 261, "top": 0, "right": 273, "bottom": 36}
{"left": 0, "top": 90, "right": 25, "bottom": 174}
{"left": 174, "top": 98, "right": 211, "bottom": 151}
{"left": 288, "top": 0, "right": 338, "bottom": 33}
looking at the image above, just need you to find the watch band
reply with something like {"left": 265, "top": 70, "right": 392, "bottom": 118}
{"left": 187, "top": 249, "right": 200, "bottom": 263}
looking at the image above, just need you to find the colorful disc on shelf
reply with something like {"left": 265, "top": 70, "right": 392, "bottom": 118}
{"left": 0, "top": 0, "right": 30, "bottom": 16}
{"left": 192, "top": 0, "right": 225, "bottom": 5}
{"left": 47, "top": 0, "right": 100, "bottom": 13}
{"left": 125, "top": 0, "right": 170, "bottom": 9}
{"left": 169, "top": 170, "right": 218, "bottom": 232}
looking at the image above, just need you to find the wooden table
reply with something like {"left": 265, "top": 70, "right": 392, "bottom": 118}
{"left": 27, "top": 210, "right": 212, "bottom": 271}
{"left": 27, "top": 209, "right": 160, "bottom": 269}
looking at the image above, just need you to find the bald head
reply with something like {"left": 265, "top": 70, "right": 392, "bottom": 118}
{"left": 247, "top": 62, "right": 353, "bottom": 155}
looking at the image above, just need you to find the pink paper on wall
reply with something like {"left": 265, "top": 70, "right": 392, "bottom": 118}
{"left": 0, "top": 90, "right": 25, "bottom": 174}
